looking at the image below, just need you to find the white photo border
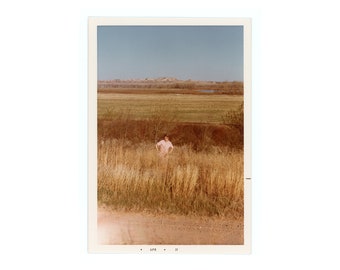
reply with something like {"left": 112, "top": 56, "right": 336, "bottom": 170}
{"left": 88, "top": 17, "right": 252, "bottom": 254}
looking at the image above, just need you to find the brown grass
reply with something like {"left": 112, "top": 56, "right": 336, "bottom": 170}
{"left": 98, "top": 80, "right": 244, "bottom": 94}
{"left": 98, "top": 139, "right": 244, "bottom": 217}
{"left": 97, "top": 91, "right": 244, "bottom": 217}
{"left": 98, "top": 119, "right": 243, "bottom": 150}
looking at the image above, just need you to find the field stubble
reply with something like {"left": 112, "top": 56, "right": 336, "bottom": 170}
{"left": 98, "top": 93, "right": 242, "bottom": 124}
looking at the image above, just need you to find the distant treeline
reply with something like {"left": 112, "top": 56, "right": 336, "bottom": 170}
{"left": 98, "top": 80, "right": 243, "bottom": 94}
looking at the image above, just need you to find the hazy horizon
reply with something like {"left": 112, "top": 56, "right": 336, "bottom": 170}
{"left": 98, "top": 26, "right": 244, "bottom": 82}
{"left": 97, "top": 76, "right": 243, "bottom": 82}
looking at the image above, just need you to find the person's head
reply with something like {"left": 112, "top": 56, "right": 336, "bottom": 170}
{"left": 164, "top": 134, "right": 169, "bottom": 141}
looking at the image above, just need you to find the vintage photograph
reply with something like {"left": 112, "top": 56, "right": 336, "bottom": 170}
{"left": 89, "top": 18, "right": 251, "bottom": 253}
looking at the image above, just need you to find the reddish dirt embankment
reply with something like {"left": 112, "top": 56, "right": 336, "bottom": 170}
{"left": 97, "top": 207, "right": 243, "bottom": 245}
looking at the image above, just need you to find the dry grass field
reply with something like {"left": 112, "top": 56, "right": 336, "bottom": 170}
{"left": 98, "top": 92, "right": 242, "bottom": 123}
{"left": 97, "top": 90, "right": 244, "bottom": 218}
{"left": 98, "top": 139, "right": 243, "bottom": 217}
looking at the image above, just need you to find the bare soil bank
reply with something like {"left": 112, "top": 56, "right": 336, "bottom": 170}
{"left": 98, "top": 206, "right": 243, "bottom": 245}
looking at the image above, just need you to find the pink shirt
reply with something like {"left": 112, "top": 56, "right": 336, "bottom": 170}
{"left": 156, "top": 140, "right": 173, "bottom": 157}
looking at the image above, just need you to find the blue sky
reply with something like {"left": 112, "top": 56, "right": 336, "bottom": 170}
{"left": 97, "top": 26, "right": 243, "bottom": 82}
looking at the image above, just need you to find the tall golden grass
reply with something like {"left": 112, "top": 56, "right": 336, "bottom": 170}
{"left": 98, "top": 139, "right": 243, "bottom": 217}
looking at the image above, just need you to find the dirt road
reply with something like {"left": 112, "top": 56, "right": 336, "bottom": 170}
{"left": 97, "top": 206, "right": 243, "bottom": 245}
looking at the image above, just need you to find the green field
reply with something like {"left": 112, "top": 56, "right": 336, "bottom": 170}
{"left": 98, "top": 93, "right": 243, "bottom": 124}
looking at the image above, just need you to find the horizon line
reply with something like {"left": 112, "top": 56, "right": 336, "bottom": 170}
{"left": 97, "top": 77, "right": 244, "bottom": 83}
